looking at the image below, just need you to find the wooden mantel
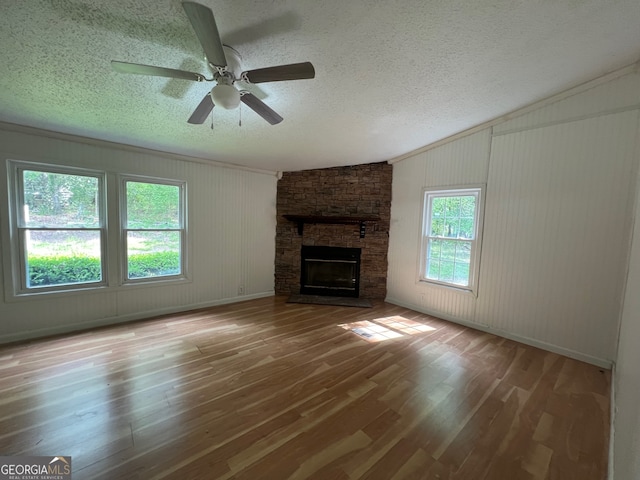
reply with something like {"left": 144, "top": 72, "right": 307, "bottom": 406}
{"left": 283, "top": 214, "right": 380, "bottom": 238}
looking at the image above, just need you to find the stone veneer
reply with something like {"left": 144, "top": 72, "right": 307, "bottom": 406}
{"left": 275, "top": 162, "right": 392, "bottom": 299}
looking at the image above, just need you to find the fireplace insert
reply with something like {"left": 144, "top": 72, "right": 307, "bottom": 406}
{"left": 300, "top": 245, "right": 361, "bottom": 297}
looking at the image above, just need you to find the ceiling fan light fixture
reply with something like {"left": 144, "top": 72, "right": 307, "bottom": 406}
{"left": 111, "top": 3, "right": 315, "bottom": 124}
{"left": 210, "top": 83, "right": 240, "bottom": 110}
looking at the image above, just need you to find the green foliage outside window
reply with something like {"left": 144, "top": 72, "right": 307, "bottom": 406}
{"left": 429, "top": 196, "right": 476, "bottom": 239}
{"left": 23, "top": 170, "right": 99, "bottom": 227}
{"left": 128, "top": 251, "right": 181, "bottom": 279}
{"left": 126, "top": 181, "right": 180, "bottom": 229}
{"left": 27, "top": 252, "right": 180, "bottom": 286}
{"left": 27, "top": 255, "right": 102, "bottom": 287}
{"left": 125, "top": 181, "right": 182, "bottom": 280}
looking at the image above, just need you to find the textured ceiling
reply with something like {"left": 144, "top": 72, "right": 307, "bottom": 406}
{"left": 1, "top": 0, "right": 639, "bottom": 172}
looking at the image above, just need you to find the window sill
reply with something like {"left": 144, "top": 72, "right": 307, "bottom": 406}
{"left": 417, "top": 279, "right": 478, "bottom": 297}
{"left": 4, "top": 276, "right": 192, "bottom": 303}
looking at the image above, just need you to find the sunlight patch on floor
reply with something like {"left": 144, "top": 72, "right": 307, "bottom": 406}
{"left": 339, "top": 316, "right": 436, "bottom": 342}
{"left": 373, "top": 316, "right": 437, "bottom": 335}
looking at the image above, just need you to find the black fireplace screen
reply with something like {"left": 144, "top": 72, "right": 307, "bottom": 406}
{"left": 300, "top": 245, "right": 361, "bottom": 297}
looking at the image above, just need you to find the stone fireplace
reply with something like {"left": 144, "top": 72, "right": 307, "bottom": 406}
{"left": 275, "top": 162, "right": 392, "bottom": 299}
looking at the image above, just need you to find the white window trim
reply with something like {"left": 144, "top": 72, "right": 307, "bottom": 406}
{"left": 2, "top": 160, "right": 190, "bottom": 301}
{"left": 119, "top": 174, "right": 188, "bottom": 285}
{"left": 418, "top": 185, "right": 485, "bottom": 295}
{"left": 6, "top": 160, "right": 108, "bottom": 296}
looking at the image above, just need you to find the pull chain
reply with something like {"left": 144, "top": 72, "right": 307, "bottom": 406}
{"left": 210, "top": 115, "right": 214, "bottom": 131}
{"left": 239, "top": 102, "right": 242, "bottom": 127}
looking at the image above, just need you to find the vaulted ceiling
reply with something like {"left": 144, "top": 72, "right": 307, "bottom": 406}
{"left": 1, "top": 0, "right": 639, "bottom": 172}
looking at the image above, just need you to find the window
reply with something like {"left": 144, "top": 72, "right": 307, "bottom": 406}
{"left": 122, "top": 178, "right": 185, "bottom": 281}
{"left": 420, "top": 186, "right": 483, "bottom": 293}
{"left": 11, "top": 163, "right": 106, "bottom": 292}
{"left": 7, "top": 161, "right": 188, "bottom": 297}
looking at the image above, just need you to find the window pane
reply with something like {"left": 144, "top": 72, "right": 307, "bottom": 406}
{"left": 426, "top": 239, "right": 440, "bottom": 280}
{"left": 431, "top": 197, "right": 446, "bottom": 218}
{"left": 126, "top": 182, "right": 180, "bottom": 229}
{"left": 426, "top": 258, "right": 440, "bottom": 279}
{"left": 427, "top": 238, "right": 441, "bottom": 259}
{"left": 459, "top": 218, "right": 475, "bottom": 239}
{"left": 445, "top": 197, "right": 461, "bottom": 218}
{"left": 22, "top": 170, "right": 99, "bottom": 228}
{"left": 127, "top": 231, "right": 181, "bottom": 279}
{"left": 439, "top": 260, "right": 454, "bottom": 282}
{"left": 445, "top": 220, "right": 460, "bottom": 238}
{"left": 430, "top": 218, "right": 446, "bottom": 236}
{"left": 441, "top": 240, "right": 457, "bottom": 261}
{"left": 453, "top": 263, "right": 470, "bottom": 286}
{"left": 459, "top": 196, "right": 476, "bottom": 217}
{"left": 25, "top": 230, "right": 102, "bottom": 287}
{"left": 456, "top": 242, "right": 471, "bottom": 263}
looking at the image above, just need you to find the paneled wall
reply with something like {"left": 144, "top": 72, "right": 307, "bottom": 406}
{"left": 0, "top": 126, "right": 277, "bottom": 343}
{"left": 387, "top": 130, "right": 491, "bottom": 318}
{"left": 387, "top": 71, "right": 640, "bottom": 366}
{"left": 613, "top": 159, "right": 640, "bottom": 480}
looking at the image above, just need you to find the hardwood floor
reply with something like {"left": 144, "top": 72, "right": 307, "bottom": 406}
{"left": 0, "top": 296, "right": 610, "bottom": 479}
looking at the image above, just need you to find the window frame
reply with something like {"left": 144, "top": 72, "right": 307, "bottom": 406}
{"left": 7, "top": 160, "right": 108, "bottom": 295}
{"left": 119, "top": 175, "right": 187, "bottom": 285}
{"left": 4, "top": 160, "right": 190, "bottom": 300}
{"left": 418, "top": 185, "right": 485, "bottom": 295}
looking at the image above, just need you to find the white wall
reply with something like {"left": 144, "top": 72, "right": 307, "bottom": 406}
{"left": 612, "top": 160, "right": 640, "bottom": 480}
{"left": 387, "top": 71, "right": 640, "bottom": 367}
{"left": 387, "top": 129, "right": 491, "bottom": 320}
{"left": 0, "top": 125, "right": 277, "bottom": 343}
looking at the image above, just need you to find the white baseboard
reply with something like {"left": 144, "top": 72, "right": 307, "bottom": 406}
{"left": 385, "top": 296, "right": 613, "bottom": 369}
{"left": 0, "top": 291, "right": 274, "bottom": 345}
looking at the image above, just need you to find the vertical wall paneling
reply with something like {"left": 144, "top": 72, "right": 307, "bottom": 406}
{"left": 0, "top": 127, "right": 277, "bottom": 343}
{"left": 421, "top": 129, "right": 492, "bottom": 188}
{"left": 387, "top": 71, "right": 640, "bottom": 366}
{"left": 387, "top": 154, "right": 427, "bottom": 306}
{"left": 387, "top": 129, "right": 491, "bottom": 320}
{"left": 477, "top": 111, "right": 639, "bottom": 361}
{"left": 613, "top": 133, "right": 640, "bottom": 479}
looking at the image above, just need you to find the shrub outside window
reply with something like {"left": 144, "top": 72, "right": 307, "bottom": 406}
{"left": 12, "top": 164, "right": 106, "bottom": 292}
{"left": 122, "top": 179, "right": 185, "bottom": 281}
{"left": 420, "top": 186, "right": 483, "bottom": 293}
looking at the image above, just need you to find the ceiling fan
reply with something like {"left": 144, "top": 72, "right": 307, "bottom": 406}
{"left": 111, "top": 1, "right": 315, "bottom": 125}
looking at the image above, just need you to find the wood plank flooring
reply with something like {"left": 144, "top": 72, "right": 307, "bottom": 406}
{"left": 0, "top": 296, "right": 610, "bottom": 479}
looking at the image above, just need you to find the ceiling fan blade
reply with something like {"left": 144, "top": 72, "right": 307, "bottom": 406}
{"left": 240, "top": 93, "right": 283, "bottom": 125}
{"left": 187, "top": 93, "right": 214, "bottom": 124}
{"left": 111, "top": 61, "right": 205, "bottom": 82}
{"left": 182, "top": 1, "right": 227, "bottom": 68}
{"left": 241, "top": 62, "right": 315, "bottom": 84}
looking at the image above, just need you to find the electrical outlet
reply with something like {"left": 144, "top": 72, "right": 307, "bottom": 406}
{"left": 238, "top": 285, "right": 245, "bottom": 295}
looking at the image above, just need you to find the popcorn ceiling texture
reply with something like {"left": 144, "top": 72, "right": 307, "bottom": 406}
{"left": 275, "top": 162, "right": 392, "bottom": 299}
{"left": 0, "top": 0, "right": 639, "bottom": 172}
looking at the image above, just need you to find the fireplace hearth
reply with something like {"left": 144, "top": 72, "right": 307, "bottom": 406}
{"left": 300, "top": 245, "right": 361, "bottom": 298}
